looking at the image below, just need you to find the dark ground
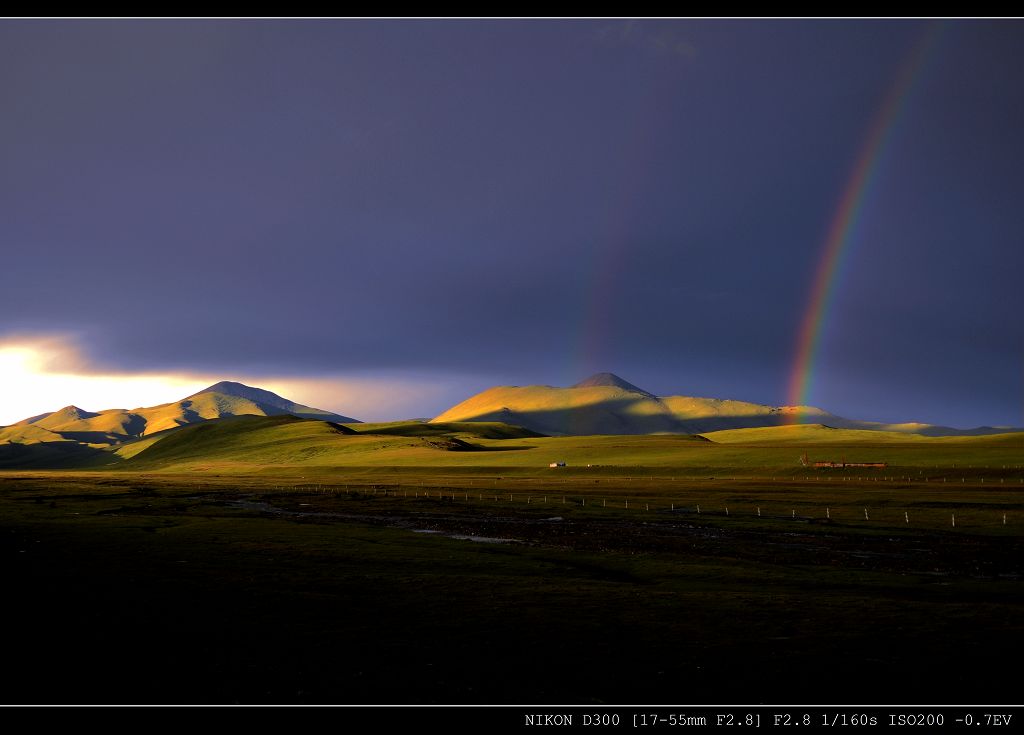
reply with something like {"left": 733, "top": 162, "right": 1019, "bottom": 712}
{"left": 1, "top": 473, "right": 1021, "bottom": 705}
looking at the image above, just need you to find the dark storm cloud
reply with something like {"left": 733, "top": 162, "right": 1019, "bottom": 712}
{"left": 1, "top": 19, "right": 1022, "bottom": 427}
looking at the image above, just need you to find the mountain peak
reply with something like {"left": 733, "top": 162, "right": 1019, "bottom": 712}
{"left": 193, "top": 380, "right": 256, "bottom": 397}
{"left": 572, "top": 373, "right": 654, "bottom": 396}
{"left": 189, "top": 381, "right": 292, "bottom": 407}
{"left": 52, "top": 405, "right": 99, "bottom": 419}
{"left": 188, "top": 381, "right": 359, "bottom": 423}
{"left": 188, "top": 382, "right": 294, "bottom": 405}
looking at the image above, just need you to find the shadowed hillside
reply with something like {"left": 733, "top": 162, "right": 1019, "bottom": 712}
{"left": 432, "top": 374, "right": 823, "bottom": 436}
{"left": 350, "top": 421, "right": 545, "bottom": 439}
{"left": 0, "top": 440, "right": 114, "bottom": 469}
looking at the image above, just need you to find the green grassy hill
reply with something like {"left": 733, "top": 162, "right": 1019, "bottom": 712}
{"left": 105, "top": 414, "right": 1024, "bottom": 478}
{"left": 120, "top": 415, "right": 359, "bottom": 469}
{"left": 115, "top": 416, "right": 714, "bottom": 473}
{"left": 703, "top": 424, "right": 948, "bottom": 444}
{"left": 119, "top": 416, "right": 535, "bottom": 471}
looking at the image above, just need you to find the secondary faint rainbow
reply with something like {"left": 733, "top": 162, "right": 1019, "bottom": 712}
{"left": 570, "top": 69, "right": 670, "bottom": 386}
{"left": 785, "top": 24, "right": 944, "bottom": 423}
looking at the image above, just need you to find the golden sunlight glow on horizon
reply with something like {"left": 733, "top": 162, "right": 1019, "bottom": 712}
{"left": 0, "top": 337, "right": 216, "bottom": 425}
{"left": 0, "top": 336, "right": 453, "bottom": 425}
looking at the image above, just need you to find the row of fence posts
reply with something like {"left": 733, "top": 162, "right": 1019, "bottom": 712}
{"left": 269, "top": 484, "right": 1013, "bottom": 529}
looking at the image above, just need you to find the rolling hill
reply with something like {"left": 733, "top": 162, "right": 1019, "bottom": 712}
{"left": 5, "top": 381, "right": 359, "bottom": 444}
{"left": 66, "top": 414, "right": 1024, "bottom": 475}
{"left": 702, "top": 423, "right": 1024, "bottom": 444}
{"left": 115, "top": 415, "right": 550, "bottom": 471}
{"left": 2, "top": 373, "right": 1020, "bottom": 472}
{"left": 431, "top": 372, "right": 1021, "bottom": 437}
{"left": 431, "top": 372, "right": 822, "bottom": 436}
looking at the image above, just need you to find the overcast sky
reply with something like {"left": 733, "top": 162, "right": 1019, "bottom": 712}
{"left": 1, "top": 19, "right": 1022, "bottom": 427}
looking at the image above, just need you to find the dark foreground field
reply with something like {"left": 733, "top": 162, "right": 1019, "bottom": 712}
{"left": 1, "top": 471, "right": 1021, "bottom": 705}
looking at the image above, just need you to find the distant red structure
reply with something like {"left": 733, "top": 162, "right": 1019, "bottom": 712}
{"left": 813, "top": 460, "right": 887, "bottom": 468}
{"left": 801, "top": 453, "right": 886, "bottom": 469}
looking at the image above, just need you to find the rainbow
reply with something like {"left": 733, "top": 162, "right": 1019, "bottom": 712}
{"left": 786, "top": 24, "right": 944, "bottom": 422}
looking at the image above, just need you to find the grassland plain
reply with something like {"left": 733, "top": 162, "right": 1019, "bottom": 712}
{"left": 1, "top": 422, "right": 1022, "bottom": 705}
